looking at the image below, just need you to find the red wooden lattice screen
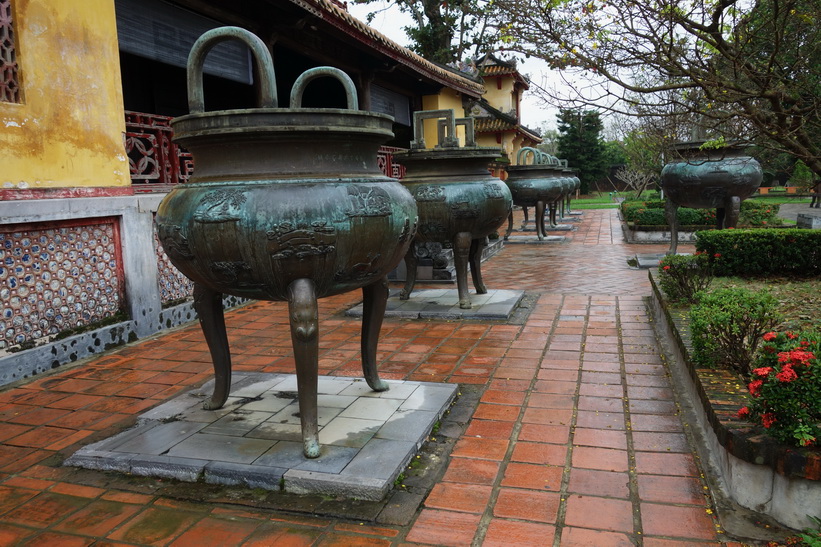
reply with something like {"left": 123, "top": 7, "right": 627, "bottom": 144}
{"left": 125, "top": 110, "right": 194, "bottom": 192}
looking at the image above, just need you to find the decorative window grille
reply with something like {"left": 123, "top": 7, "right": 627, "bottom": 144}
{"left": 377, "top": 146, "right": 406, "bottom": 179}
{"left": 125, "top": 111, "right": 193, "bottom": 191}
{"left": 0, "top": 0, "right": 20, "bottom": 103}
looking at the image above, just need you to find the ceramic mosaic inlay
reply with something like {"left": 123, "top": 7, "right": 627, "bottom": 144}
{"left": 153, "top": 220, "right": 194, "bottom": 304}
{"left": 0, "top": 221, "right": 122, "bottom": 350}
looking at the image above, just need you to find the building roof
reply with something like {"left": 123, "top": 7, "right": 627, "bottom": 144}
{"left": 471, "top": 99, "right": 541, "bottom": 143}
{"left": 295, "top": 0, "right": 486, "bottom": 98}
{"left": 476, "top": 52, "right": 530, "bottom": 89}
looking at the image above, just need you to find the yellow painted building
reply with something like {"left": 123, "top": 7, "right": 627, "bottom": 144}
{"left": 469, "top": 53, "right": 541, "bottom": 167}
{"left": 0, "top": 0, "right": 129, "bottom": 189}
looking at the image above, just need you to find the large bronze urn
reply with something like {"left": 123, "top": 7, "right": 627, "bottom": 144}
{"left": 661, "top": 140, "right": 762, "bottom": 253}
{"left": 394, "top": 111, "right": 512, "bottom": 309}
{"left": 155, "top": 27, "right": 417, "bottom": 458}
{"left": 504, "top": 148, "right": 567, "bottom": 240}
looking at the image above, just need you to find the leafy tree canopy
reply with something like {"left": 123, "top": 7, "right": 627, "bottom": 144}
{"left": 493, "top": 0, "right": 821, "bottom": 177}
{"left": 354, "top": 0, "right": 503, "bottom": 64}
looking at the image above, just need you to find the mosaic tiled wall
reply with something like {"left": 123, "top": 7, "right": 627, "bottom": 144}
{"left": 0, "top": 220, "right": 123, "bottom": 350}
{"left": 153, "top": 218, "right": 194, "bottom": 305}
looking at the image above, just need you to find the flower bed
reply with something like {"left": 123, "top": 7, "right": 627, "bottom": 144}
{"left": 648, "top": 270, "right": 821, "bottom": 531}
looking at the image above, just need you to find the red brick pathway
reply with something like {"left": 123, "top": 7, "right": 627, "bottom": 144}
{"left": 0, "top": 209, "right": 746, "bottom": 545}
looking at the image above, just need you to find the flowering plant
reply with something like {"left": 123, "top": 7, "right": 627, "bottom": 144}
{"left": 657, "top": 252, "right": 713, "bottom": 303}
{"left": 738, "top": 331, "right": 821, "bottom": 447}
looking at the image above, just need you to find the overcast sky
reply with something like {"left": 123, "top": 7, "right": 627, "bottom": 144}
{"left": 346, "top": 2, "right": 560, "bottom": 132}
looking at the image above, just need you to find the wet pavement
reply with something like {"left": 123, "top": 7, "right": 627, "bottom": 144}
{"left": 0, "top": 208, "right": 751, "bottom": 546}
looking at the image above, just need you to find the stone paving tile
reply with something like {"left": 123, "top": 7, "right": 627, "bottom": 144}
{"left": 0, "top": 209, "right": 741, "bottom": 545}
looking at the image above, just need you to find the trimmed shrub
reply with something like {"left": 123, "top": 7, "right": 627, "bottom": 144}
{"left": 657, "top": 253, "right": 713, "bottom": 303}
{"left": 620, "top": 199, "right": 779, "bottom": 227}
{"left": 696, "top": 228, "right": 821, "bottom": 276}
{"left": 689, "top": 287, "right": 781, "bottom": 374}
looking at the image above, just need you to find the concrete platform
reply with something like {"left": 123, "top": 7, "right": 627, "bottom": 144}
{"left": 65, "top": 373, "right": 458, "bottom": 501}
{"left": 519, "top": 221, "right": 575, "bottom": 232}
{"left": 504, "top": 234, "right": 566, "bottom": 244}
{"left": 635, "top": 252, "right": 668, "bottom": 269}
{"left": 346, "top": 288, "right": 525, "bottom": 320}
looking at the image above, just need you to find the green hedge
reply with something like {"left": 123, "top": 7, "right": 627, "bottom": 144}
{"left": 621, "top": 200, "right": 780, "bottom": 227}
{"left": 695, "top": 229, "right": 821, "bottom": 276}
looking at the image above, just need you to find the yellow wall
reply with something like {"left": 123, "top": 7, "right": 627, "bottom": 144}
{"left": 482, "top": 76, "right": 515, "bottom": 114}
{"left": 420, "top": 89, "right": 467, "bottom": 148}
{"left": 0, "top": 0, "right": 129, "bottom": 188}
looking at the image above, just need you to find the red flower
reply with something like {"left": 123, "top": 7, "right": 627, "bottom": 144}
{"left": 786, "top": 332, "right": 798, "bottom": 339}
{"left": 748, "top": 379, "right": 763, "bottom": 397}
{"left": 713, "top": 253, "right": 721, "bottom": 258}
{"left": 752, "top": 366, "right": 773, "bottom": 377}
{"left": 801, "top": 437, "right": 816, "bottom": 447}
{"left": 775, "top": 365, "right": 798, "bottom": 383}
{"left": 663, "top": 265, "right": 671, "bottom": 270}
{"left": 761, "top": 413, "right": 777, "bottom": 428}
{"left": 762, "top": 332, "right": 777, "bottom": 342}
{"left": 737, "top": 406, "right": 750, "bottom": 419}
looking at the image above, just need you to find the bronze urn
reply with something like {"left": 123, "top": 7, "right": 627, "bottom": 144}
{"left": 661, "top": 140, "right": 763, "bottom": 253}
{"left": 394, "top": 111, "right": 512, "bottom": 309}
{"left": 504, "top": 148, "right": 567, "bottom": 240}
{"left": 155, "top": 27, "right": 417, "bottom": 458}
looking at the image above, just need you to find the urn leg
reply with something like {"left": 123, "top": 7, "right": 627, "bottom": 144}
{"left": 454, "top": 231, "right": 473, "bottom": 309}
{"left": 724, "top": 196, "right": 741, "bottom": 228}
{"left": 193, "top": 283, "right": 232, "bottom": 411}
{"left": 535, "top": 201, "right": 546, "bottom": 241}
{"left": 361, "top": 277, "right": 390, "bottom": 392}
{"left": 715, "top": 207, "right": 726, "bottom": 229}
{"left": 548, "top": 201, "right": 558, "bottom": 228}
{"left": 399, "top": 246, "right": 417, "bottom": 301}
{"left": 469, "top": 237, "right": 488, "bottom": 295}
{"left": 287, "top": 278, "right": 320, "bottom": 459}
{"left": 521, "top": 206, "right": 530, "bottom": 231}
{"left": 665, "top": 198, "right": 679, "bottom": 255}
{"left": 504, "top": 209, "right": 514, "bottom": 241}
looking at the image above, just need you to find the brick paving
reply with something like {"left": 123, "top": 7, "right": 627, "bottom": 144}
{"left": 0, "top": 208, "right": 749, "bottom": 546}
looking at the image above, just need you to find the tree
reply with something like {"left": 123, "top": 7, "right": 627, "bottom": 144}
{"left": 354, "top": 0, "right": 503, "bottom": 64}
{"left": 556, "top": 109, "right": 608, "bottom": 194}
{"left": 612, "top": 166, "right": 656, "bottom": 198}
{"left": 535, "top": 124, "right": 559, "bottom": 156}
{"left": 788, "top": 160, "right": 814, "bottom": 189}
{"left": 493, "top": 0, "right": 821, "bottom": 177}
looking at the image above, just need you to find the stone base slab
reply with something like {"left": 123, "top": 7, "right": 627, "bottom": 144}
{"left": 346, "top": 289, "right": 525, "bottom": 320}
{"left": 65, "top": 373, "right": 458, "bottom": 501}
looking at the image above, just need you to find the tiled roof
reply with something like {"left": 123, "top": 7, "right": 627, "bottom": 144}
{"left": 475, "top": 118, "right": 516, "bottom": 132}
{"left": 296, "top": 0, "right": 486, "bottom": 98}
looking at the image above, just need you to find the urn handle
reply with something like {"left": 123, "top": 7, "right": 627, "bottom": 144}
{"left": 410, "top": 109, "right": 459, "bottom": 150}
{"left": 516, "top": 147, "right": 544, "bottom": 165}
{"left": 186, "top": 26, "right": 278, "bottom": 114}
{"left": 436, "top": 117, "right": 477, "bottom": 147}
{"left": 289, "top": 67, "right": 359, "bottom": 110}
